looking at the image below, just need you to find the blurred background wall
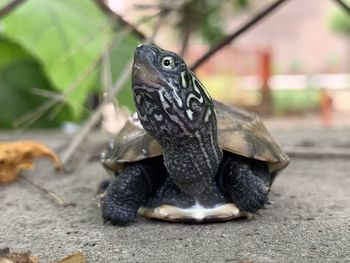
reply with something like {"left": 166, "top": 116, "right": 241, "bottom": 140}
{"left": 1, "top": 0, "right": 349, "bottom": 129}
{"left": 110, "top": 0, "right": 350, "bottom": 124}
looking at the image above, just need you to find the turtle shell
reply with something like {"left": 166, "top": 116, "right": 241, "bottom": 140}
{"left": 102, "top": 101, "right": 289, "bottom": 174}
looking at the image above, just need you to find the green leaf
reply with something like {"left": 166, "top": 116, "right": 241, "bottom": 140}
{"left": 0, "top": 0, "right": 139, "bottom": 120}
{"left": 0, "top": 37, "right": 67, "bottom": 128}
{"left": 0, "top": 36, "right": 31, "bottom": 69}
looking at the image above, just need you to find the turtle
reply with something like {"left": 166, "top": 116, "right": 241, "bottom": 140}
{"left": 100, "top": 44, "right": 289, "bottom": 225}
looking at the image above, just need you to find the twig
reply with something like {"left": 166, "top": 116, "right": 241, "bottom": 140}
{"left": 149, "top": 10, "right": 168, "bottom": 41}
{"left": 190, "top": 0, "right": 289, "bottom": 71}
{"left": 29, "top": 87, "right": 65, "bottom": 101}
{"left": 21, "top": 176, "right": 75, "bottom": 207}
{"left": 14, "top": 98, "right": 59, "bottom": 128}
{"left": 333, "top": 0, "right": 350, "bottom": 15}
{"left": 0, "top": 0, "right": 26, "bottom": 19}
{"left": 60, "top": 20, "right": 112, "bottom": 63}
{"left": 101, "top": 45, "right": 113, "bottom": 94}
{"left": 93, "top": 0, "right": 146, "bottom": 40}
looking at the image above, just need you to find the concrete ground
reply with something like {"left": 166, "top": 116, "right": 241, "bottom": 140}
{"left": 0, "top": 128, "right": 349, "bottom": 263}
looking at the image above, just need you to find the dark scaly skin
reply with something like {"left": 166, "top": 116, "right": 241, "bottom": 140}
{"left": 101, "top": 157, "right": 167, "bottom": 225}
{"left": 101, "top": 45, "right": 271, "bottom": 225}
{"left": 219, "top": 153, "right": 271, "bottom": 213}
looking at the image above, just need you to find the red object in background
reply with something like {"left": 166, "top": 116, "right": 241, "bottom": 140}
{"left": 260, "top": 49, "right": 271, "bottom": 88}
{"left": 188, "top": 46, "right": 273, "bottom": 113}
{"left": 320, "top": 89, "right": 333, "bottom": 127}
{"left": 258, "top": 49, "right": 273, "bottom": 114}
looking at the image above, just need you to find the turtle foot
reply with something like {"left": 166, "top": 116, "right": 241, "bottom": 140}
{"left": 226, "top": 171, "right": 269, "bottom": 213}
{"left": 101, "top": 195, "right": 138, "bottom": 225}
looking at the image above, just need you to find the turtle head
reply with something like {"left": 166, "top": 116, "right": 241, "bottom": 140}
{"left": 132, "top": 44, "right": 222, "bottom": 197}
{"left": 132, "top": 44, "right": 216, "bottom": 143}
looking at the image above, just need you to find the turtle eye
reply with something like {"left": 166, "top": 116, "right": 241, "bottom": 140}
{"left": 161, "top": 56, "right": 175, "bottom": 70}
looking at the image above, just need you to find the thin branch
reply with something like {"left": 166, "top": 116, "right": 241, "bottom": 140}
{"left": 14, "top": 98, "right": 59, "bottom": 128}
{"left": 94, "top": 0, "right": 146, "bottom": 40}
{"left": 333, "top": 0, "right": 350, "bottom": 15}
{"left": 0, "top": 0, "right": 26, "bottom": 19}
{"left": 21, "top": 176, "right": 75, "bottom": 207}
{"left": 180, "top": 26, "right": 191, "bottom": 57}
{"left": 101, "top": 46, "right": 113, "bottom": 94}
{"left": 190, "top": 0, "right": 290, "bottom": 71}
{"left": 60, "top": 20, "right": 112, "bottom": 63}
{"left": 29, "top": 87, "right": 65, "bottom": 102}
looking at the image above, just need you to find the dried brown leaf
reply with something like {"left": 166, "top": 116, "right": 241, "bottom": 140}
{"left": 0, "top": 140, "right": 63, "bottom": 184}
{"left": 56, "top": 252, "right": 86, "bottom": 263}
{"left": 0, "top": 247, "right": 39, "bottom": 263}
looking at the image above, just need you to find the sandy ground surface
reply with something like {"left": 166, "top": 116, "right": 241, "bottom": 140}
{"left": 0, "top": 127, "right": 350, "bottom": 263}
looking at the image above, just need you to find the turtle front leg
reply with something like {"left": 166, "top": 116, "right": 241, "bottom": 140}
{"left": 221, "top": 155, "right": 272, "bottom": 213}
{"left": 101, "top": 158, "right": 166, "bottom": 225}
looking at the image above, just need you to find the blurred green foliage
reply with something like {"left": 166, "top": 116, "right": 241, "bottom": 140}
{"left": 273, "top": 89, "right": 321, "bottom": 115}
{"left": 171, "top": 0, "right": 250, "bottom": 54}
{"left": 176, "top": 0, "right": 225, "bottom": 46}
{"left": 328, "top": 0, "right": 350, "bottom": 36}
{"left": 0, "top": 0, "right": 139, "bottom": 128}
{"left": 0, "top": 36, "right": 67, "bottom": 127}
{"left": 202, "top": 75, "right": 321, "bottom": 115}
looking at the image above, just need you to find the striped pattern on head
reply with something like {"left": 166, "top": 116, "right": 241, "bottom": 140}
{"left": 132, "top": 44, "right": 217, "bottom": 146}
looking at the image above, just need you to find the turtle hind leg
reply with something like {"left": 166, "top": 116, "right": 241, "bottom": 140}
{"left": 101, "top": 157, "right": 167, "bottom": 225}
{"left": 220, "top": 154, "right": 271, "bottom": 213}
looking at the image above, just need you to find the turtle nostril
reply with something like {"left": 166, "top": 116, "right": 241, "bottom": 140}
{"left": 136, "top": 44, "right": 147, "bottom": 53}
{"left": 135, "top": 46, "right": 141, "bottom": 55}
{"left": 135, "top": 44, "right": 158, "bottom": 56}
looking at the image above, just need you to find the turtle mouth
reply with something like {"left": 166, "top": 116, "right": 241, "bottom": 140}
{"left": 133, "top": 85, "right": 159, "bottom": 93}
{"left": 132, "top": 46, "right": 167, "bottom": 89}
{"left": 132, "top": 65, "right": 166, "bottom": 90}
